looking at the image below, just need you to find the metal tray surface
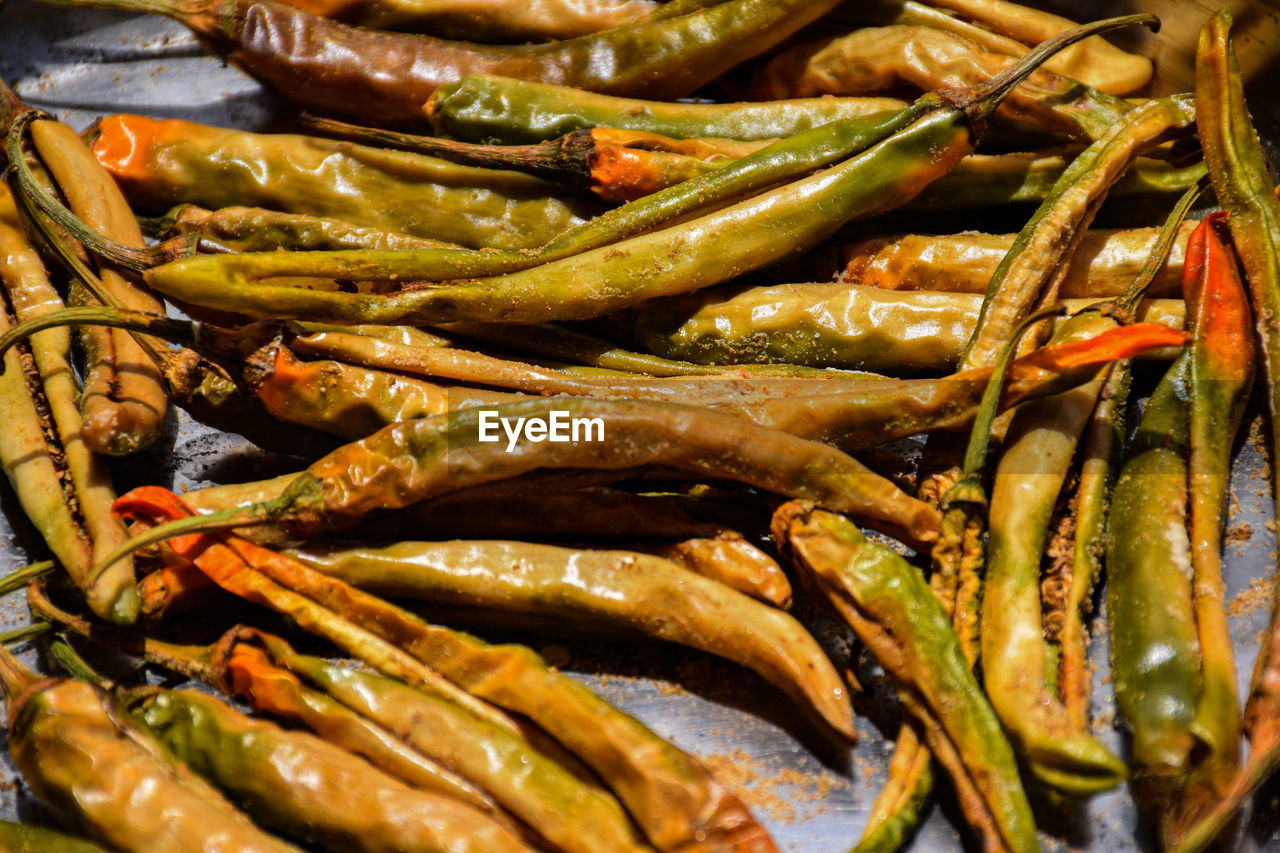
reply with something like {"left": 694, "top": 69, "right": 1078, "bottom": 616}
{"left": 0, "top": 2, "right": 1278, "bottom": 851}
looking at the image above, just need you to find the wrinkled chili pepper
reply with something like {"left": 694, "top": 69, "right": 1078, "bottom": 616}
{"left": 1107, "top": 350, "right": 1197, "bottom": 815}
{"left": 111, "top": 487, "right": 780, "bottom": 853}
{"left": 0, "top": 93, "right": 168, "bottom": 457}
{"left": 46, "top": 0, "right": 843, "bottom": 125}
{"left": 959, "top": 95, "right": 1195, "bottom": 371}
{"left": 134, "top": 16, "right": 1159, "bottom": 325}
{"left": 286, "top": 537, "right": 854, "bottom": 737}
{"left": 836, "top": 0, "right": 1152, "bottom": 94}
{"left": 0, "top": 643, "right": 303, "bottom": 853}
{"left": 312, "top": 114, "right": 1202, "bottom": 206}
{"left": 623, "top": 281, "right": 1183, "bottom": 371}
{"left": 1163, "top": 14, "right": 1280, "bottom": 850}
{"left": 1166, "top": 211, "right": 1254, "bottom": 847}
{"left": 839, "top": 223, "right": 1195, "bottom": 299}
{"left": 979, "top": 184, "right": 1201, "bottom": 799}
{"left": 772, "top": 503, "right": 1037, "bottom": 853}
{"left": 153, "top": 205, "right": 456, "bottom": 254}
{"left": 755, "top": 24, "right": 1137, "bottom": 142}
{"left": 0, "top": 183, "right": 139, "bottom": 625}
{"left": 89, "top": 115, "right": 600, "bottom": 252}
{"left": 856, "top": 306, "right": 1053, "bottom": 853}
{"left": 123, "top": 685, "right": 543, "bottom": 853}
{"left": 29, "top": 585, "right": 650, "bottom": 853}
{"left": 425, "top": 73, "right": 907, "bottom": 144}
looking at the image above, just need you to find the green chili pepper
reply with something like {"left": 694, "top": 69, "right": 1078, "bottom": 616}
{"left": 426, "top": 74, "right": 908, "bottom": 144}
{"left": 123, "top": 686, "right": 543, "bottom": 853}
{"left": 44, "top": 0, "right": 844, "bottom": 124}
{"left": 623, "top": 281, "right": 1183, "bottom": 371}
{"left": 286, "top": 538, "right": 854, "bottom": 737}
{"left": 1166, "top": 15, "right": 1280, "bottom": 849}
{"left": 839, "top": 223, "right": 1194, "bottom": 299}
{"left": 856, "top": 306, "right": 1055, "bottom": 853}
{"left": 88, "top": 115, "right": 600, "bottom": 252}
{"left": 1107, "top": 351, "right": 1199, "bottom": 814}
{"left": 772, "top": 503, "right": 1037, "bottom": 853}
{"left": 134, "top": 15, "right": 1158, "bottom": 325}
{"left": 152, "top": 205, "right": 457, "bottom": 254}
{"left": 0, "top": 184, "right": 138, "bottom": 625}
{"left": 754, "top": 23, "right": 1137, "bottom": 142}
{"left": 0, "top": 644, "right": 303, "bottom": 853}
{"left": 960, "top": 95, "right": 1196, "bottom": 371}
{"left": 980, "top": 182, "right": 1200, "bottom": 799}
{"left": 111, "top": 488, "right": 780, "bottom": 853}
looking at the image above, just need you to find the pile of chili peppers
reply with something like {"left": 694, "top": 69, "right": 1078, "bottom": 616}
{"left": 0, "top": 1, "right": 1278, "bottom": 850}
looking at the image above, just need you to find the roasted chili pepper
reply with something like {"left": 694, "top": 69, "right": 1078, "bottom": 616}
{"left": 978, "top": 182, "right": 1200, "bottom": 799}
{"left": 0, "top": 643, "right": 303, "bottom": 852}
{"left": 30, "top": 586, "right": 650, "bottom": 853}
{"left": 755, "top": 24, "right": 1137, "bottom": 142}
{"left": 856, "top": 306, "right": 1051, "bottom": 853}
{"left": 1107, "top": 351, "right": 1198, "bottom": 816}
{"left": 959, "top": 95, "right": 1195, "bottom": 371}
{"left": 134, "top": 16, "right": 1160, "bottom": 325}
{"left": 286, "top": 537, "right": 854, "bottom": 737}
{"left": 1, "top": 92, "right": 168, "bottom": 457}
{"left": 0, "top": 305, "right": 1186, "bottom": 459}
{"left": 47, "top": 0, "right": 843, "bottom": 125}
{"left": 836, "top": 0, "right": 1152, "bottom": 94}
{"left": 312, "top": 115, "right": 1202, "bottom": 206}
{"left": 123, "top": 685, "right": 542, "bottom": 853}
{"left": 1164, "top": 211, "right": 1254, "bottom": 847}
{"left": 427, "top": 74, "right": 906, "bottom": 144}
{"left": 152, "top": 205, "right": 458, "bottom": 254}
{"left": 623, "top": 281, "right": 1183, "bottom": 371}
{"left": 277, "top": 0, "right": 661, "bottom": 39}
{"left": 111, "top": 488, "right": 780, "bottom": 853}
{"left": 1163, "top": 15, "right": 1280, "bottom": 850}
{"left": 839, "top": 223, "right": 1195, "bottom": 299}
{"left": 88, "top": 115, "right": 600, "bottom": 252}
{"left": 0, "top": 183, "right": 139, "bottom": 625}
{"left": 773, "top": 503, "right": 1037, "bottom": 853}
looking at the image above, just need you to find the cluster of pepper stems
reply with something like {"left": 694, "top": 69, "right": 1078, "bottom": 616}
{"left": 0, "top": 0, "right": 1276, "bottom": 851}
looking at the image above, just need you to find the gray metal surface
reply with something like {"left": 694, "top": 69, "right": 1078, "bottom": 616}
{"left": 0, "top": 3, "right": 1277, "bottom": 851}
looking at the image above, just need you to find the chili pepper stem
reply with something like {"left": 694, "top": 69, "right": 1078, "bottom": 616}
{"left": 0, "top": 307, "right": 199, "bottom": 371}
{"left": 0, "top": 561, "right": 56, "bottom": 597}
{"left": 48, "top": 638, "right": 112, "bottom": 689}
{"left": 0, "top": 643, "right": 38, "bottom": 702}
{"left": 0, "top": 622, "right": 54, "bottom": 646}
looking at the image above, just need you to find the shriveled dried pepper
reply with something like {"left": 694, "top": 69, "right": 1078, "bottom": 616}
{"left": 286, "top": 538, "right": 854, "bottom": 737}
{"left": 0, "top": 643, "right": 302, "bottom": 852}
{"left": 426, "top": 73, "right": 907, "bottom": 144}
{"left": 112, "top": 488, "right": 780, "bottom": 853}
{"left": 0, "top": 183, "right": 138, "bottom": 624}
{"left": 47, "top": 0, "right": 843, "bottom": 124}
{"left": 153, "top": 205, "right": 458, "bottom": 254}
